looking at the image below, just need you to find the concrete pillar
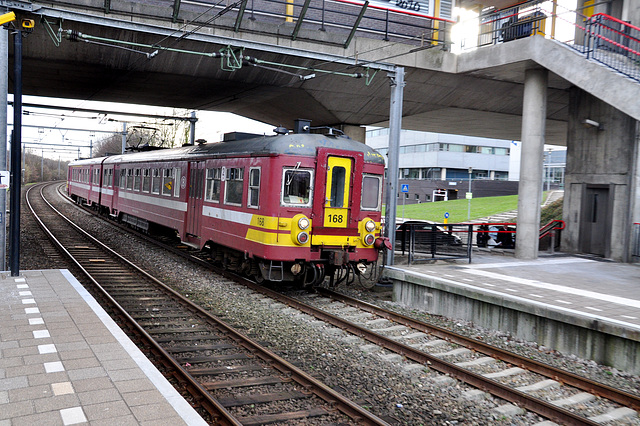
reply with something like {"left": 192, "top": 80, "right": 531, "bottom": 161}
{"left": 562, "top": 87, "right": 637, "bottom": 261}
{"left": 440, "top": 167, "right": 447, "bottom": 180}
{"left": 516, "top": 68, "right": 547, "bottom": 260}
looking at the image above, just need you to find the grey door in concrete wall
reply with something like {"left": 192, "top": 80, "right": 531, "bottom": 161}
{"left": 580, "top": 186, "right": 610, "bottom": 256}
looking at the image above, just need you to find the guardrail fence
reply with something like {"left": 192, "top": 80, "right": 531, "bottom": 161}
{"left": 396, "top": 220, "right": 565, "bottom": 264}
{"left": 396, "top": 222, "right": 473, "bottom": 264}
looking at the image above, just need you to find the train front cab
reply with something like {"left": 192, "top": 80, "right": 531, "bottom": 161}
{"left": 295, "top": 146, "right": 384, "bottom": 284}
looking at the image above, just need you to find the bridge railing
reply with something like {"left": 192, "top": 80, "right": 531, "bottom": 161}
{"left": 584, "top": 14, "right": 640, "bottom": 82}
{"left": 186, "top": 0, "right": 453, "bottom": 48}
{"left": 455, "top": 0, "right": 640, "bottom": 82}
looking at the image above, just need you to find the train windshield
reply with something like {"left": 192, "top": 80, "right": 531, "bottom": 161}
{"left": 361, "top": 175, "right": 382, "bottom": 210}
{"left": 282, "top": 168, "right": 312, "bottom": 206}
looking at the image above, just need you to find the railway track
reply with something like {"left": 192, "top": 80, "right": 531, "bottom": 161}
{"left": 28, "top": 182, "right": 390, "bottom": 425}
{"left": 50, "top": 181, "right": 640, "bottom": 424}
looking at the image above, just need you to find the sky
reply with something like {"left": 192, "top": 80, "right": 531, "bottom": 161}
{"left": 6, "top": 95, "right": 275, "bottom": 162}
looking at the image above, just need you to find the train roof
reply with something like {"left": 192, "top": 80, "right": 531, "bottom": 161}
{"left": 69, "top": 133, "right": 385, "bottom": 166}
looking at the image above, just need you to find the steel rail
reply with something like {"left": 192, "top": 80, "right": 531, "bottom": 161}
{"left": 39, "top": 182, "right": 390, "bottom": 426}
{"left": 26, "top": 183, "right": 241, "bottom": 426}
{"left": 317, "top": 288, "right": 640, "bottom": 411}
{"left": 237, "top": 280, "right": 606, "bottom": 426}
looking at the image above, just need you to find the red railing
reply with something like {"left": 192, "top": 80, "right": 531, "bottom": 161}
{"left": 539, "top": 219, "right": 565, "bottom": 239}
{"left": 584, "top": 13, "right": 640, "bottom": 82}
{"left": 460, "top": 1, "right": 640, "bottom": 82}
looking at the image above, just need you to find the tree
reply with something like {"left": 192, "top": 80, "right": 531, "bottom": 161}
{"left": 92, "top": 110, "right": 192, "bottom": 157}
{"left": 21, "top": 150, "right": 70, "bottom": 184}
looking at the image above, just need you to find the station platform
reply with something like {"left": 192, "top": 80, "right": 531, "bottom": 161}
{"left": 0, "top": 269, "right": 207, "bottom": 426}
{"left": 383, "top": 252, "right": 640, "bottom": 375}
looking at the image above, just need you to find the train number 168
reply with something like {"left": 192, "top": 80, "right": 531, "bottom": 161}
{"left": 328, "top": 214, "right": 344, "bottom": 224}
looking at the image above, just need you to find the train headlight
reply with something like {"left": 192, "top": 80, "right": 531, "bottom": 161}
{"left": 298, "top": 216, "right": 310, "bottom": 230}
{"left": 297, "top": 231, "right": 309, "bottom": 245}
{"left": 364, "top": 234, "right": 375, "bottom": 246}
{"left": 364, "top": 220, "right": 376, "bottom": 233}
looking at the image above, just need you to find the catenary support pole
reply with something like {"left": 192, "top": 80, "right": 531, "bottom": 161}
{"left": 190, "top": 111, "right": 196, "bottom": 145}
{"left": 516, "top": 68, "right": 548, "bottom": 260}
{"left": 0, "top": 27, "right": 7, "bottom": 271}
{"left": 10, "top": 30, "right": 22, "bottom": 276}
{"left": 384, "top": 66, "right": 404, "bottom": 266}
{"left": 121, "top": 122, "right": 127, "bottom": 153}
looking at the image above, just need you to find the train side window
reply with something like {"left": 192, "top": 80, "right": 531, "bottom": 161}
{"left": 205, "top": 168, "right": 221, "bottom": 202}
{"left": 361, "top": 175, "right": 382, "bottom": 211}
{"left": 134, "top": 169, "right": 141, "bottom": 191}
{"left": 107, "top": 169, "right": 113, "bottom": 187}
{"left": 248, "top": 168, "right": 260, "bottom": 208}
{"left": 174, "top": 168, "right": 181, "bottom": 197}
{"left": 126, "top": 169, "right": 134, "bottom": 190}
{"left": 224, "top": 167, "right": 244, "bottom": 206}
{"left": 119, "top": 169, "right": 126, "bottom": 189}
{"left": 142, "top": 169, "right": 150, "bottom": 192}
{"left": 330, "top": 166, "right": 346, "bottom": 208}
{"left": 93, "top": 169, "right": 100, "bottom": 185}
{"left": 152, "top": 169, "right": 161, "bottom": 194}
{"left": 103, "top": 170, "right": 108, "bottom": 187}
{"left": 282, "top": 168, "right": 312, "bottom": 207}
{"left": 162, "top": 168, "right": 174, "bottom": 196}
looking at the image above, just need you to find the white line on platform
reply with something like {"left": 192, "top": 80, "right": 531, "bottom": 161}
{"left": 60, "top": 269, "right": 207, "bottom": 426}
{"left": 385, "top": 267, "right": 640, "bottom": 331}
{"left": 461, "top": 269, "right": 640, "bottom": 309}
{"left": 461, "top": 258, "right": 595, "bottom": 269}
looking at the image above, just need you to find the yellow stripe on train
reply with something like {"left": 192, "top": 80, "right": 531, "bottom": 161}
{"left": 245, "top": 213, "right": 378, "bottom": 249}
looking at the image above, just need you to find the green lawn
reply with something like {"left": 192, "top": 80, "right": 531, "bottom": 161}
{"left": 384, "top": 194, "right": 521, "bottom": 223}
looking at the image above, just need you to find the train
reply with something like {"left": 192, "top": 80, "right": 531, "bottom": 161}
{"left": 67, "top": 125, "right": 389, "bottom": 286}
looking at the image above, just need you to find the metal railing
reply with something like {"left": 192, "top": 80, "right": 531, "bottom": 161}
{"left": 475, "top": 1, "right": 548, "bottom": 48}
{"left": 396, "top": 222, "right": 473, "bottom": 264}
{"left": 584, "top": 14, "right": 640, "bottom": 82}
{"left": 179, "top": 0, "right": 453, "bottom": 49}
{"left": 458, "top": 0, "right": 640, "bottom": 83}
{"left": 396, "top": 220, "right": 567, "bottom": 264}
{"left": 538, "top": 219, "right": 564, "bottom": 253}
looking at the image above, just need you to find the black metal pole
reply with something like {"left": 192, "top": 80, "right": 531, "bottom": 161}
{"left": 10, "top": 30, "right": 22, "bottom": 276}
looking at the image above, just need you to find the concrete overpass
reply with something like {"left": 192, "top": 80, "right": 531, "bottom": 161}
{"left": 2, "top": 0, "right": 640, "bottom": 261}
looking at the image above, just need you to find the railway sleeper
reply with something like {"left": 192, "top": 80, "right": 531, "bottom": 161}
{"left": 236, "top": 407, "right": 331, "bottom": 426}
{"left": 203, "top": 376, "right": 290, "bottom": 390}
{"left": 216, "top": 390, "right": 312, "bottom": 408}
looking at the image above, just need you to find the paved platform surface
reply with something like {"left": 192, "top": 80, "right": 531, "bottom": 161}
{"left": 389, "top": 252, "right": 640, "bottom": 331}
{"left": 0, "top": 269, "right": 207, "bottom": 426}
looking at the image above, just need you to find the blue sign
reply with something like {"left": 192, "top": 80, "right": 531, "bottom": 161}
{"left": 444, "top": 212, "right": 450, "bottom": 219}
{"left": 401, "top": 184, "right": 409, "bottom": 193}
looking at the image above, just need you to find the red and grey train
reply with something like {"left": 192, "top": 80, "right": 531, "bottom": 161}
{"left": 67, "top": 129, "right": 388, "bottom": 285}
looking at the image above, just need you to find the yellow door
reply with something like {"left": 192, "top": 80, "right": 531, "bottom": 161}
{"left": 324, "top": 156, "right": 352, "bottom": 228}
